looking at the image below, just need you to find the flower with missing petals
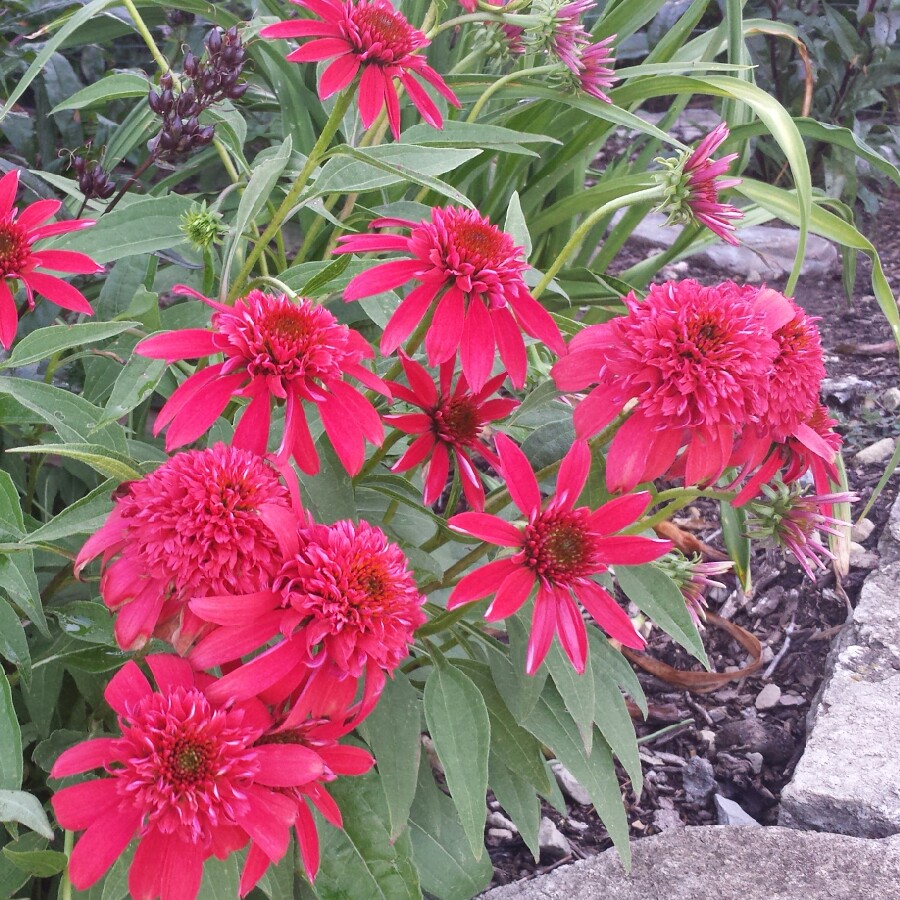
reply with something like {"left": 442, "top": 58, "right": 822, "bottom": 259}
{"left": 447, "top": 435, "right": 671, "bottom": 674}
{"left": 137, "top": 286, "right": 388, "bottom": 476}
{"left": 190, "top": 518, "right": 425, "bottom": 721}
{"left": 551, "top": 280, "right": 795, "bottom": 492}
{"left": 747, "top": 483, "right": 855, "bottom": 580}
{"left": 50, "top": 656, "right": 324, "bottom": 900}
{"left": 573, "top": 35, "right": 617, "bottom": 102}
{"left": 656, "top": 552, "right": 732, "bottom": 627}
{"left": 386, "top": 354, "right": 518, "bottom": 510}
{"left": 655, "top": 123, "right": 743, "bottom": 244}
{"left": 0, "top": 168, "right": 102, "bottom": 348}
{"left": 75, "top": 444, "right": 294, "bottom": 652}
{"left": 337, "top": 207, "right": 566, "bottom": 392}
{"left": 260, "top": 0, "right": 459, "bottom": 139}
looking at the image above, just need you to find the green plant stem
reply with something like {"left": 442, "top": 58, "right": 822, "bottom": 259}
{"left": 229, "top": 88, "right": 356, "bottom": 300}
{"left": 427, "top": 11, "right": 510, "bottom": 38}
{"left": 61, "top": 829, "right": 75, "bottom": 900}
{"left": 466, "top": 63, "right": 560, "bottom": 122}
{"left": 531, "top": 186, "right": 665, "bottom": 300}
{"left": 121, "top": 0, "right": 170, "bottom": 73}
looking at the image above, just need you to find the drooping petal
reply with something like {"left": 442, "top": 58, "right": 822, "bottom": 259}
{"left": 318, "top": 53, "right": 360, "bottom": 98}
{"left": 103, "top": 660, "right": 152, "bottom": 716}
{"left": 67, "top": 806, "right": 142, "bottom": 890}
{"left": 460, "top": 296, "right": 494, "bottom": 393}
{"left": 425, "top": 286, "right": 465, "bottom": 367}
{"left": 575, "top": 579, "right": 645, "bottom": 650}
{"left": 555, "top": 590, "right": 588, "bottom": 673}
{"left": 254, "top": 744, "right": 325, "bottom": 786}
{"left": 525, "top": 584, "right": 557, "bottom": 675}
{"left": 50, "top": 778, "right": 121, "bottom": 829}
{"left": 494, "top": 432, "right": 541, "bottom": 516}
{"left": 449, "top": 512, "right": 522, "bottom": 547}
{"left": 344, "top": 259, "right": 421, "bottom": 301}
{"left": 22, "top": 272, "right": 93, "bottom": 314}
{"left": 137, "top": 329, "right": 218, "bottom": 361}
{"left": 422, "top": 440, "right": 450, "bottom": 506}
{"left": 484, "top": 565, "right": 536, "bottom": 621}
{"left": 30, "top": 249, "right": 103, "bottom": 274}
{"left": 447, "top": 557, "right": 520, "bottom": 608}
{"left": 51, "top": 738, "right": 118, "bottom": 778}
{"left": 380, "top": 281, "right": 440, "bottom": 354}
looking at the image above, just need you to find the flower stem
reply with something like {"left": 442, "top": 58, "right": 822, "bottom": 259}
{"left": 466, "top": 63, "right": 560, "bottom": 122}
{"left": 531, "top": 185, "right": 665, "bottom": 300}
{"left": 61, "top": 829, "right": 74, "bottom": 900}
{"left": 121, "top": 0, "right": 170, "bottom": 73}
{"left": 229, "top": 88, "right": 357, "bottom": 300}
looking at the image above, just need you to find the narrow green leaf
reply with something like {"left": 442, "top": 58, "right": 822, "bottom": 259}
{"left": 408, "top": 756, "right": 493, "bottom": 900}
{"left": 487, "top": 755, "right": 541, "bottom": 862}
{"left": 195, "top": 852, "right": 241, "bottom": 900}
{"left": 0, "top": 599, "right": 30, "bottom": 681}
{"left": 616, "top": 564, "right": 708, "bottom": 665}
{"left": 0, "top": 471, "right": 24, "bottom": 539}
{"left": 299, "top": 253, "right": 352, "bottom": 297}
{"left": 0, "top": 545, "right": 47, "bottom": 637}
{"left": 24, "top": 479, "right": 115, "bottom": 545}
{"left": 423, "top": 658, "right": 490, "bottom": 860}
{"left": 100, "top": 355, "right": 167, "bottom": 426}
{"left": 720, "top": 501, "right": 752, "bottom": 593}
{"left": 545, "top": 641, "right": 595, "bottom": 753}
{"left": 489, "top": 611, "right": 547, "bottom": 721}
{"left": 1, "top": 848, "right": 67, "bottom": 877}
{"left": 592, "top": 669, "right": 642, "bottom": 797}
{"left": 0, "top": 673, "right": 22, "bottom": 790}
{"left": 0, "top": 322, "right": 139, "bottom": 371}
{"left": 49, "top": 72, "right": 149, "bottom": 113}
{"left": 523, "top": 684, "right": 630, "bottom": 866}
{"left": 0, "top": 833, "right": 48, "bottom": 899}
{"left": 503, "top": 191, "right": 532, "bottom": 259}
{"left": 0, "top": 790, "right": 53, "bottom": 840}
{"left": 588, "top": 628, "right": 648, "bottom": 717}
{"left": 358, "top": 671, "right": 421, "bottom": 841}
{"left": 5, "top": 444, "right": 141, "bottom": 482}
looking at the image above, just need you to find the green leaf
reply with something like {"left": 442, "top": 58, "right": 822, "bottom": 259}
{"left": 0, "top": 833, "right": 48, "bottom": 898}
{"left": 0, "top": 322, "right": 140, "bottom": 371}
{"left": 314, "top": 771, "right": 421, "bottom": 900}
{"left": 48, "top": 194, "right": 194, "bottom": 263}
{"left": 195, "top": 852, "right": 241, "bottom": 900}
{"left": 487, "top": 754, "right": 541, "bottom": 862}
{"left": 408, "top": 756, "right": 493, "bottom": 900}
{"left": 299, "top": 253, "right": 352, "bottom": 297}
{"left": 0, "top": 470, "right": 24, "bottom": 540}
{"left": 49, "top": 72, "right": 149, "bottom": 113}
{"left": 401, "top": 120, "right": 558, "bottom": 151}
{"left": 25, "top": 479, "right": 115, "bottom": 545}
{"left": 0, "top": 378, "right": 126, "bottom": 451}
{"left": 0, "top": 530, "right": 47, "bottom": 638}
{"left": 5, "top": 444, "right": 141, "bottom": 482}
{"left": 523, "top": 684, "right": 630, "bottom": 866}
{"left": 357, "top": 671, "right": 421, "bottom": 841}
{"left": 616, "top": 564, "right": 708, "bottom": 666}
{"left": 545, "top": 641, "right": 595, "bottom": 753}
{"left": 592, "top": 669, "right": 642, "bottom": 796}
{"left": 0, "top": 598, "right": 30, "bottom": 680}
{"left": 489, "top": 611, "right": 547, "bottom": 721}
{"left": 587, "top": 628, "right": 647, "bottom": 719}
{"left": 1, "top": 847, "right": 67, "bottom": 877}
{"left": 0, "top": 790, "right": 53, "bottom": 840}
{"left": 313, "top": 145, "right": 480, "bottom": 205}
{"left": 50, "top": 601, "right": 115, "bottom": 647}
{"left": 22, "top": 659, "right": 64, "bottom": 738}
{"left": 0, "top": 0, "right": 120, "bottom": 123}
{"left": 423, "top": 658, "right": 490, "bottom": 860}
{"left": 720, "top": 501, "right": 752, "bottom": 593}
{"left": 100, "top": 355, "right": 167, "bottom": 426}
{"left": 222, "top": 137, "right": 293, "bottom": 285}
{"left": 0, "top": 673, "right": 22, "bottom": 790}
{"left": 504, "top": 191, "right": 532, "bottom": 259}
{"left": 303, "top": 439, "right": 356, "bottom": 524}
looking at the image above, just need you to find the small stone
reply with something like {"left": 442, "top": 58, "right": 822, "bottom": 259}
{"left": 882, "top": 386, "right": 900, "bottom": 411}
{"left": 854, "top": 437, "right": 896, "bottom": 466}
{"left": 755, "top": 684, "right": 782, "bottom": 710}
{"left": 538, "top": 817, "right": 571, "bottom": 857}
{"left": 653, "top": 806, "right": 684, "bottom": 831}
{"left": 760, "top": 645, "right": 774, "bottom": 664}
{"left": 567, "top": 818, "right": 589, "bottom": 832}
{"left": 779, "top": 693, "right": 806, "bottom": 707}
{"left": 487, "top": 811, "right": 517, "bottom": 833}
{"left": 851, "top": 518, "right": 875, "bottom": 542}
{"left": 551, "top": 761, "right": 591, "bottom": 806}
{"left": 746, "top": 752, "right": 764, "bottom": 774}
{"left": 682, "top": 756, "right": 717, "bottom": 805}
{"left": 821, "top": 375, "right": 877, "bottom": 404}
{"left": 698, "top": 729, "right": 716, "bottom": 745}
{"left": 487, "top": 827, "right": 514, "bottom": 842}
{"left": 849, "top": 542, "right": 880, "bottom": 569}
{"left": 714, "top": 794, "right": 760, "bottom": 827}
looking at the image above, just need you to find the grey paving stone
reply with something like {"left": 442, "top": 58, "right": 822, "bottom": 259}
{"left": 778, "top": 493, "right": 900, "bottom": 837}
{"left": 481, "top": 826, "right": 900, "bottom": 900}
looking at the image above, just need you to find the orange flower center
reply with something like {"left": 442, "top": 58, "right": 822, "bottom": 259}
{"left": 452, "top": 222, "right": 507, "bottom": 260}
{"left": 522, "top": 510, "right": 593, "bottom": 582}
{"left": 433, "top": 396, "right": 481, "bottom": 445}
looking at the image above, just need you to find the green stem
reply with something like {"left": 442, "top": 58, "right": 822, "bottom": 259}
{"left": 466, "top": 63, "right": 560, "bottom": 122}
{"left": 229, "top": 88, "right": 356, "bottom": 300}
{"left": 61, "top": 829, "right": 74, "bottom": 900}
{"left": 427, "top": 11, "right": 510, "bottom": 38}
{"left": 121, "top": 0, "right": 170, "bottom": 73}
{"left": 531, "top": 186, "right": 665, "bottom": 300}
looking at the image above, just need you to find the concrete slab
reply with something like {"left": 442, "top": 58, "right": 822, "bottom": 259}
{"left": 778, "top": 493, "right": 900, "bottom": 837}
{"left": 481, "top": 826, "right": 900, "bottom": 900}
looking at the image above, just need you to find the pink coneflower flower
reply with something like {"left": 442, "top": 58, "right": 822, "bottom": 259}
{"left": 551, "top": 280, "right": 795, "bottom": 492}
{"left": 386, "top": 354, "right": 518, "bottom": 510}
{"left": 747, "top": 483, "right": 856, "bottom": 580}
{"left": 337, "top": 206, "right": 566, "bottom": 392}
{"left": 656, "top": 122, "right": 743, "bottom": 244}
{"left": 190, "top": 518, "right": 425, "bottom": 720}
{"left": 136, "top": 286, "right": 388, "bottom": 476}
{"left": 547, "top": 0, "right": 592, "bottom": 72}
{"left": 260, "top": 0, "right": 459, "bottom": 139}
{"left": 656, "top": 552, "right": 732, "bottom": 627}
{"left": 75, "top": 444, "right": 294, "bottom": 652}
{"left": 0, "top": 168, "right": 102, "bottom": 348}
{"left": 240, "top": 671, "right": 374, "bottom": 890}
{"left": 50, "top": 655, "right": 324, "bottom": 900}
{"left": 447, "top": 435, "right": 671, "bottom": 674}
{"left": 574, "top": 35, "right": 617, "bottom": 102}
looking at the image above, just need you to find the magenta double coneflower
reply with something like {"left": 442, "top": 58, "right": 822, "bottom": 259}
{"left": 386, "top": 354, "right": 518, "bottom": 510}
{"left": 0, "top": 168, "right": 102, "bottom": 347}
{"left": 261, "top": 0, "right": 459, "bottom": 138}
{"left": 51, "top": 655, "right": 325, "bottom": 900}
{"left": 137, "top": 286, "right": 388, "bottom": 476}
{"left": 552, "top": 280, "right": 795, "bottom": 492}
{"left": 337, "top": 206, "right": 566, "bottom": 392}
{"left": 447, "top": 435, "right": 671, "bottom": 674}
{"left": 75, "top": 444, "right": 294, "bottom": 652}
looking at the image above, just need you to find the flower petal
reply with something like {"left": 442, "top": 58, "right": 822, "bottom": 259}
{"left": 425, "top": 286, "right": 465, "bottom": 367}
{"left": 23, "top": 272, "right": 93, "bottom": 314}
{"left": 103, "top": 660, "right": 151, "bottom": 717}
{"left": 460, "top": 296, "right": 494, "bottom": 393}
{"left": 380, "top": 281, "right": 439, "bottom": 354}
{"left": 51, "top": 738, "right": 118, "bottom": 778}
{"left": 495, "top": 432, "right": 541, "bottom": 516}
{"left": 254, "top": 744, "right": 325, "bottom": 786}
{"left": 447, "top": 557, "right": 519, "bottom": 608}
{"left": 68, "top": 806, "right": 142, "bottom": 891}
{"left": 485, "top": 565, "right": 535, "bottom": 621}
{"left": 575, "top": 579, "right": 645, "bottom": 650}
{"left": 449, "top": 512, "right": 522, "bottom": 547}
{"left": 555, "top": 590, "right": 588, "bottom": 673}
{"left": 318, "top": 53, "right": 360, "bottom": 98}
{"left": 137, "top": 329, "right": 218, "bottom": 361}
{"left": 526, "top": 584, "right": 557, "bottom": 675}
{"left": 344, "top": 259, "right": 421, "bottom": 301}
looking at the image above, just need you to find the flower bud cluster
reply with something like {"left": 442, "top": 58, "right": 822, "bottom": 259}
{"left": 147, "top": 26, "right": 247, "bottom": 159}
{"left": 70, "top": 156, "right": 116, "bottom": 200}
